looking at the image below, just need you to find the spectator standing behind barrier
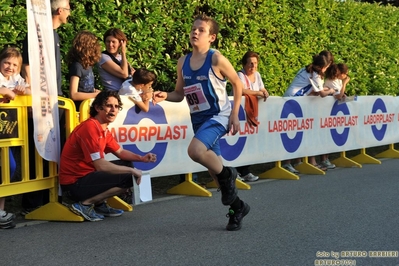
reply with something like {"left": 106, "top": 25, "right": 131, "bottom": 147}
{"left": 312, "top": 50, "right": 337, "bottom": 170}
{"left": 318, "top": 63, "right": 351, "bottom": 168}
{"left": 59, "top": 90, "right": 157, "bottom": 221}
{"left": 153, "top": 14, "right": 250, "bottom": 231}
{"left": 20, "top": 0, "right": 71, "bottom": 215}
{"left": 98, "top": 28, "right": 135, "bottom": 91}
{"left": 282, "top": 53, "right": 332, "bottom": 172}
{"left": 0, "top": 47, "right": 30, "bottom": 96}
{"left": 67, "top": 31, "right": 102, "bottom": 111}
{"left": 0, "top": 46, "right": 28, "bottom": 229}
{"left": 233, "top": 51, "right": 270, "bottom": 182}
{"left": 119, "top": 68, "right": 156, "bottom": 112}
{"left": 324, "top": 63, "right": 350, "bottom": 101}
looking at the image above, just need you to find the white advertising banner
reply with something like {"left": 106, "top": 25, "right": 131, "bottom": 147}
{"left": 27, "top": 0, "right": 60, "bottom": 162}
{"left": 103, "top": 95, "right": 399, "bottom": 178}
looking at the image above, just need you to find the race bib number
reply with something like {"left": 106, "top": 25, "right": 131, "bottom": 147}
{"left": 183, "top": 83, "right": 210, "bottom": 113}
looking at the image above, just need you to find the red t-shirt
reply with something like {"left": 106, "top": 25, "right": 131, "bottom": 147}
{"left": 59, "top": 117, "right": 120, "bottom": 185}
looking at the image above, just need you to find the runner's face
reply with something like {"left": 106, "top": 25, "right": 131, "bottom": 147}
{"left": 105, "top": 36, "right": 121, "bottom": 55}
{"left": 0, "top": 57, "right": 19, "bottom": 79}
{"left": 189, "top": 20, "right": 215, "bottom": 47}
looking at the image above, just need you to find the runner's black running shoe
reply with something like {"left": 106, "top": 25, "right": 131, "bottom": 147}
{"left": 226, "top": 201, "right": 250, "bottom": 231}
{"left": 218, "top": 167, "right": 238, "bottom": 205}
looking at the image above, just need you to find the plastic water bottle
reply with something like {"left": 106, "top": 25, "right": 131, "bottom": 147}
{"left": 338, "top": 95, "right": 357, "bottom": 105}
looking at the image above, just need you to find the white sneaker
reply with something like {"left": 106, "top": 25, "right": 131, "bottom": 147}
{"left": 282, "top": 163, "right": 299, "bottom": 174}
{"left": 321, "top": 159, "right": 336, "bottom": 169}
{"left": 0, "top": 209, "right": 15, "bottom": 225}
{"left": 241, "top": 173, "right": 259, "bottom": 182}
{"left": 236, "top": 175, "right": 244, "bottom": 181}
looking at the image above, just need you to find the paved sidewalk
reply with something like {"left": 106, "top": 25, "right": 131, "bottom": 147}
{"left": 2, "top": 159, "right": 399, "bottom": 266}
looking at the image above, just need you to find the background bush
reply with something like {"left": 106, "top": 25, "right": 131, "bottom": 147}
{"left": 1, "top": 0, "right": 399, "bottom": 96}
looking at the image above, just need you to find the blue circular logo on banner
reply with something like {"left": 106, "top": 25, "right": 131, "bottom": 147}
{"left": 371, "top": 98, "right": 387, "bottom": 141}
{"left": 280, "top": 100, "right": 303, "bottom": 153}
{"left": 220, "top": 102, "right": 247, "bottom": 161}
{"left": 330, "top": 101, "right": 350, "bottom": 146}
{"left": 122, "top": 105, "right": 167, "bottom": 170}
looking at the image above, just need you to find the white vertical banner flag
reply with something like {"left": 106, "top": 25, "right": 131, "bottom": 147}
{"left": 27, "top": 0, "right": 60, "bottom": 162}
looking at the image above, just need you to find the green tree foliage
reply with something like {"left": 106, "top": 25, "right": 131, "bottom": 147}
{"left": 355, "top": 0, "right": 399, "bottom": 6}
{"left": 1, "top": 0, "right": 399, "bottom": 96}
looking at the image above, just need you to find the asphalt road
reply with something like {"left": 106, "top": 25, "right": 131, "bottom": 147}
{"left": 2, "top": 158, "right": 399, "bottom": 266}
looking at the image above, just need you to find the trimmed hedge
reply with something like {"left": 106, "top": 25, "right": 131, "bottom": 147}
{"left": 1, "top": 0, "right": 399, "bottom": 96}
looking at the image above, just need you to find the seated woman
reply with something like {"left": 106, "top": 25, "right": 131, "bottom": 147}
{"left": 98, "top": 28, "right": 134, "bottom": 91}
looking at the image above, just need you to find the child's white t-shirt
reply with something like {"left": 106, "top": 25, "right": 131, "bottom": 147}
{"left": 119, "top": 79, "right": 143, "bottom": 102}
{"left": 284, "top": 68, "right": 324, "bottom": 97}
{"left": 324, "top": 78, "right": 342, "bottom": 95}
{"left": 0, "top": 73, "right": 26, "bottom": 88}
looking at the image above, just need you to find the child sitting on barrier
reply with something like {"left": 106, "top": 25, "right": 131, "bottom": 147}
{"left": 0, "top": 46, "right": 29, "bottom": 229}
{"left": 119, "top": 68, "right": 156, "bottom": 112}
{"left": 67, "top": 31, "right": 102, "bottom": 111}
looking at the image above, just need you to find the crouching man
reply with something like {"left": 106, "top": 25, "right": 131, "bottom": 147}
{"left": 59, "top": 90, "right": 157, "bottom": 221}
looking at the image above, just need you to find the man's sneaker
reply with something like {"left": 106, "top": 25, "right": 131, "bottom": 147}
{"left": 0, "top": 210, "right": 15, "bottom": 225}
{"left": 321, "top": 159, "right": 336, "bottom": 169}
{"left": 241, "top": 173, "right": 259, "bottom": 182}
{"left": 94, "top": 202, "right": 124, "bottom": 217}
{"left": 218, "top": 167, "right": 238, "bottom": 206}
{"left": 226, "top": 201, "right": 250, "bottom": 231}
{"left": 282, "top": 163, "right": 299, "bottom": 174}
{"left": 70, "top": 202, "right": 104, "bottom": 222}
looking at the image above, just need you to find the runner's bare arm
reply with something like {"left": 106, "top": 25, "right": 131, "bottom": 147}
{"left": 153, "top": 56, "right": 186, "bottom": 103}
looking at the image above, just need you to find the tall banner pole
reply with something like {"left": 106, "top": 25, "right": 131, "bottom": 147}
{"left": 26, "top": 0, "right": 60, "bottom": 163}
